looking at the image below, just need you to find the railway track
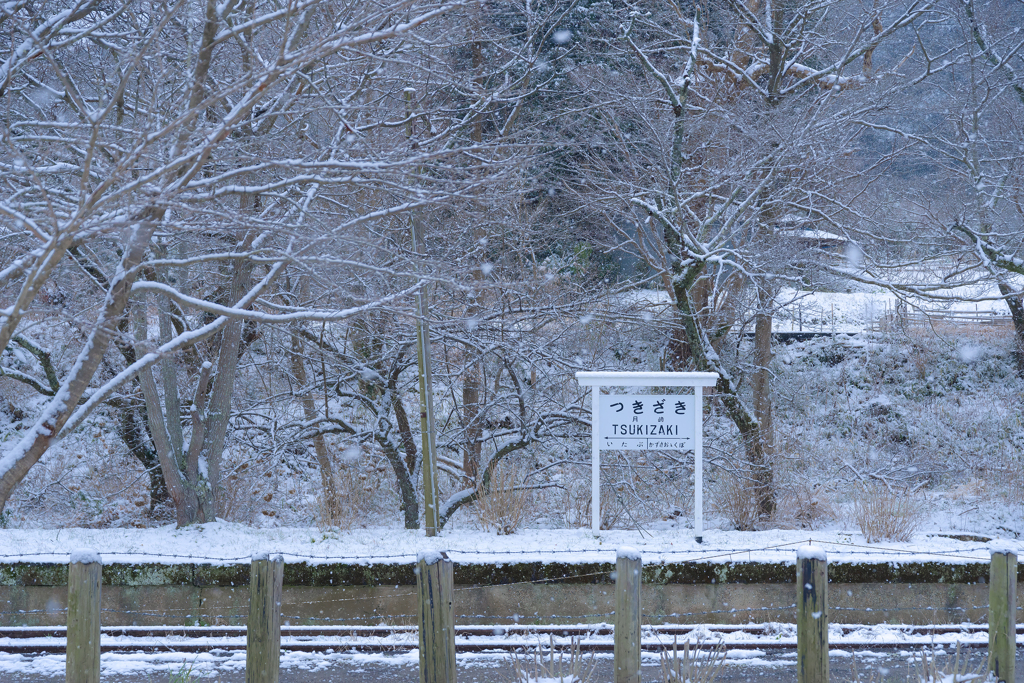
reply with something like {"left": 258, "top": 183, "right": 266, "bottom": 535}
{"left": 0, "top": 623, "right": 1011, "bottom": 655}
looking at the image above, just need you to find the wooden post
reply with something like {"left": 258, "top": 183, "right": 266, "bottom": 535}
{"left": 615, "top": 547, "right": 642, "bottom": 683}
{"left": 796, "top": 545, "right": 828, "bottom": 683}
{"left": 67, "top": 549, "right": 102, "bottom": 683}
{"left": 247, "top": 553, "right": 283, "bottom": 683}
{"left": 988, "top": 549, "right": 1017, "bottom": 683}
{"left": 418, "top": 551, "right": 455, "bottom": 683}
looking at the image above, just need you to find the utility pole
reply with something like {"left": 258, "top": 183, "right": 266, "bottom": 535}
{"left": 406, "top": 87, "right": 440, "bottom": 536}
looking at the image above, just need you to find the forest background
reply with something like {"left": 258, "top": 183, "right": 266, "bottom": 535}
{"left": 0, "top": 0, "right": 1022, "bottom": 539}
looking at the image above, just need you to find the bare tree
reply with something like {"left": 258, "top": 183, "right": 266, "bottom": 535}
{"left": 0, "top": 0, "right": 475, "bottom": 521}
{"left": 566, "top": 0, "right": 931, "bottom": 523}
{"left": 843, "top": 0, "right": 1024, "bottom": 376}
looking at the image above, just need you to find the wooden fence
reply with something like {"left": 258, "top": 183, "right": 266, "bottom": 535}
{"left": 63, "top": 547, "right": 1017, "bottom": 683}
{"left": 873, "top": 302, "right": 1015, "bottom": 332}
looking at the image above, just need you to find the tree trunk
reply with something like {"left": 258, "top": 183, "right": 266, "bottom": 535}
{"left": 197, "top": 248, "right": 254, "bottom": 522}
{"left": 388, "top": 359, "right": 421, "bottom": 529}
{"left": 128, "top": 414, "right": 170, "bottom": 511}
{"left": 71, "top": 246, "right": 173, "bottom": 514}
{"left": 750, "top": 307, "right": 776, "bottom": 519}
{"left": 998, "top": 282, "right": 1024, "bottom": 378}
{"left": 111, "top": 399, "right": 170, "bottom": 512}
{"left": 379, "top": 435, "right": 421, "bottom": 530}
{"left": 289, "top": 321, "right": 341, "bottom": 523}
{"left": 137, "top": 359, "right": 201, "bottom": 527}
{"left": 461, "top": 350, "right": 483, "bottom": 483}
{"left": 459, "top": 29, "right": 487, "bottom": 485}
{"left": 672, "top": 263, "right": 776, "bottom": 526}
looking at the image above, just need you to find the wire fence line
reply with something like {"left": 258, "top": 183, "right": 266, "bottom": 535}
{"left": 7, "top": 604, "right": 1021, "bottom": 620}
{"left": 1, "top": 542, "right": 1016, "bottom": 636}
{"left": 0, "top": 538, "right": 1010, "bottom": 564}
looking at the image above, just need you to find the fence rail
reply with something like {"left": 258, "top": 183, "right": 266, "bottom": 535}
{"left": 871, "top": 304, "right": 1015, "bottom": 332}
{"left": 42, "top": 546, "right": 1021, "bottom": 683}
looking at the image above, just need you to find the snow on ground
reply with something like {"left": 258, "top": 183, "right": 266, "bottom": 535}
{"left": 616, "top": 284, "right": 1015, "bottom": 335}
{"left": 0, "top": 524, "right": 1018, "bottom": 565}
{"left": 773, "top": 285, "right": 1014, "bottom": 334}
{"left": 0, "top": 628, "right": 1019, "bottom": 679}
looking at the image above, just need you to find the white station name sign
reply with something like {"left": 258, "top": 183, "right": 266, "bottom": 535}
{"left": 597, "top": 394, "right": 695, "bottom": 450}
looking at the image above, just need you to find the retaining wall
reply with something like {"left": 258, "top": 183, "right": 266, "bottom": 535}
{"left": 1, "top": 560, "right": 1019, "bottom": 627}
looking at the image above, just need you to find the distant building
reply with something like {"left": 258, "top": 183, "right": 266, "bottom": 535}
{"left": 778, "top": 222, "right": 849, "bottom": 255}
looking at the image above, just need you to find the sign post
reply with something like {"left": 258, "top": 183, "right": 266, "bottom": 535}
{"left": 576, "top": 372, "right": 719, "bottom": 541}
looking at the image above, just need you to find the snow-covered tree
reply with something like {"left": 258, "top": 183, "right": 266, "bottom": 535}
{"left": 0, "top": 0, "right": 485, "bottom": 523}
{"left": 565, "top": 0, "right": 933, "bottom": 523}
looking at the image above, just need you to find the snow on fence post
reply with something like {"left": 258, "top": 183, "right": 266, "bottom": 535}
{"left": 67, "top": 549, "right": 102, "bottom": 683}
{"left": 988, "top": 547, "right": 1017, "bottom": 683}
{"left": 614, "top": 547, "right": 642, "bottom": 683}
{"left": 796, "top": 545, "right": 828, "bottom": 683}
{"left": 247, "top": 552, "right": 283, "bottom": 683}
{"left": 417, "top": 551, "right": 455, "bottom": 683}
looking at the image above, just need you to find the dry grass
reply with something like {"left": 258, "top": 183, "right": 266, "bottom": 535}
{"left": 218, "top": 458, "right": 266, "bottom": 524}
{"left": 988, "top": 456, "right": 1024, "bottom": 508}
{"left": 709, "top": 468, "right": 762, "bottom": 531}
{"left": 710, "top": 468, "right": 838, "bottom": 532}
{"left": 911, "top": 644, "right": 986, "bottom": 682}
{"left": 774, "top": 482, "right": 839, "bottom": 530}
{"left": 854, "top": 485, "right": 930, "bottom": 542}
{"left": 659, "top": 637, "right": 728, "bottom": 683}
{"left": 560, "top": 476, "right": 631, "bottom": 530}
{"left": 904, "top": 319, "right": 1015, "bottom": 344}
{"left": 847, "top": 644, "right": 986, "bottom": 682}
{"left": 1007, "top": 470, "right": 1024, "bottom": 507}
{"left": 314, "top": 452, "right": 396, "bottom": 530}
{"left": 846, "top": 655, "right": 887, "bottom": 683}
{"left": 560, "top": 476, "right": 592, "bottom": 528}
{"left": 475, "top": 459, "right": 536, "bottom": 535}
{"left": 508, "top": 635, "right": 596, "bottom": 683}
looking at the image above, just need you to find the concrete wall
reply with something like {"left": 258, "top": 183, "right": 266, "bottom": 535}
{"left": 1, "top": 558, "right": 1015, "bottom": 627}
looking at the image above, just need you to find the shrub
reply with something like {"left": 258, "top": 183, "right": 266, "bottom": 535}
{"left": 709, "top": 467, "right": 762, "bottom": 531}
{"left": 559, "top": 476, "right": 627, "bottom": 530}
{"left": 776, "top": 482, "right": 838, "bottom": 530}
{"left": 475, "top": 460, "right": 535, "bottom": 535}
{"left": 854, "top": 485, "right": 929, "bottom": 542}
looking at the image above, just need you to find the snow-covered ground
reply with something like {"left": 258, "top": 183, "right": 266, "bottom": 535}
{"left": 772, "top": 285, "right": 1014, "bottom": 334}
{"left": 0, "top": 624, "right": 1019, "bottom": 680}
{"left": 0, "top": 524, "right": 1018, "bottom": 565}
{"left": 617, "top": 283, "right": 1015, "bottom": 335}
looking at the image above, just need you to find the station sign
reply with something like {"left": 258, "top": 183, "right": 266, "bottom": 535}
{"left": 597, "top": 394, "right": 695, "bottom": 450}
